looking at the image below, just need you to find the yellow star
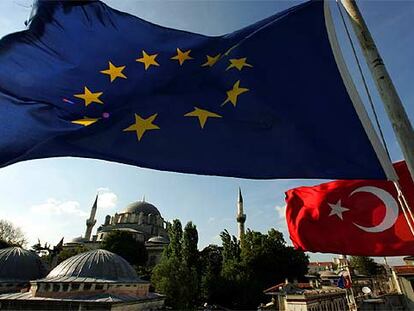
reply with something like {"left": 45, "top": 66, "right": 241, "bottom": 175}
{"left": 123, "top": 113, "right": 160, "bottom": 141}
{"left": 71, "top": 117, "right": 99, "bottom": 126}
{"left": 74, "top": 87, "right": 103, "bottom": 107}
{"left": 222, "top": 80, "right": 249, "bottom": 107}
{"left": 100, "top": 61, "right": 127, "bottom": 82}
{"left": 136, "top": 51, "right": 160, "bottom": 70}
{"left": 185, "top": 107, "right": 222, "bottom": 129}
{"left": 171, "top": 48, "right": 193, "bottom": 65}
{"left": 201, "top": 54, "right": 221, "bottom": 67}
{"left": 226, "top": 57, "right": 253, "bottom": 71}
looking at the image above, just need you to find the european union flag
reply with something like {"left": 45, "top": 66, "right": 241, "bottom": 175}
{"left": 0, "top": 0, "right": 393, "bottom": 179}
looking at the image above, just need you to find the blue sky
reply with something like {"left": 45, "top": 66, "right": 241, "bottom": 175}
{"left": 0, "top": 0, "right": 413, "bottom": 265}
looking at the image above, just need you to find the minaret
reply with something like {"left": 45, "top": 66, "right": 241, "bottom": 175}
{"left": 84, "top": 194, "right": 98, "bottom": 241}
{"left": 236, "top": 187, "right": 246, "bottom": 240}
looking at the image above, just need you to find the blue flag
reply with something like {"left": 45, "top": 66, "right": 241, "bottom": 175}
{"left": 0, "top": 0, "right": 391, "bottom": 179}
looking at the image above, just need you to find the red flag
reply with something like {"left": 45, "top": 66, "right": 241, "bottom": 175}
{"left": 285, "top": 161, "right": 414, "bottom": 256}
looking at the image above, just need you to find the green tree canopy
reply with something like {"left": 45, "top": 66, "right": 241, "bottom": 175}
{"left": 56, "top": 245, "right": 89, "bottom": 265}
{"left": 152, "top": 221, "right": 309, "bottom": 310}
{"left": 152, "top": 219, "right": 200, "bottom": 309}
{"left": 350, "top": 256, "right": 382, "bottom": 276}
{"left": 101, "top": 230, "right": 148, "bottom": 266}
{"left": 215, "top": 228, "right": 309, "bottom": 309}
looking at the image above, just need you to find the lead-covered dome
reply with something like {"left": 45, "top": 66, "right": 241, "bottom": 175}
{"left": 0, "top": 247, "right": 46, "bottom": 282}
{"left": 45, "top": 249, "right": 139, "bottom": 282}
{"left": 124, "top": 201, "right": 160, "bottom": 216}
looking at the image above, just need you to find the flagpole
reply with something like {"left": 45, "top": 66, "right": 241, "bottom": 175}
{"left": 25, "top": 0, "right": 38, "bottom": 28}
{"left": 340, "top": 0, "right": 414, "bottom": 182}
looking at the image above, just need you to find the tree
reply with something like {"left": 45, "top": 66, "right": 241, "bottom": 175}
{"left": 56, "top": 245, "right": 89, "bottom": 265}
{"left": 0, "top": 219, "right": 27, "bottom": 247}
{"left": 209, "top": 228, "right": 309, "bottom": 309}
{"left": 199, "top": 245, "right": 223, "bottom": 303}
{"left": 181, "top": 222, "right": 199, "bottom": 307}
{"left": 101, "top": 230, "right": 148, "bottom": 266}
{"left": 350, "top": 256, "right": 382, "bottom": 276}
{"left": 152, "top": 219, "right": 200, "bottom": 309}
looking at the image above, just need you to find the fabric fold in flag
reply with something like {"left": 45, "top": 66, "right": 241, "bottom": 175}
{"left": 0, "top": 0, "right": 390, "bottom": 179}
{"left": 285, "top": 161, "right": 414, "bottom": 256}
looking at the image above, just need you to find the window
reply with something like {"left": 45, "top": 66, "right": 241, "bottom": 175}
{"left": 95, "top": 284, "right": 104, "bottom": 290}
{"left": 83, "top": 283, "right": 92, "bottom": 290}
{"left": 53, "top": 284, "right": 60, "bottom": 292}
{"left": 44, "top": 284, "right": 50, "bottom": 291}
{"left": 71, "top": 283, "right": 80, "bottom": 290}
{"left": 62, "top": 284, "right": 69, "bottom": 291}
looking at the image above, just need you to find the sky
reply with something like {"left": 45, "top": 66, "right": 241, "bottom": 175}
{"left": 0, "top": 0, "right": 413, "bottom": 266}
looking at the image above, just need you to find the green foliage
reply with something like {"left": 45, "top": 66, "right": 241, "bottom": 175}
{"left": 151, "top": 220, "right": 308, "bottom": 310}
{"left": 220, "top": 229, "right": 240, "bottom": 263}
{"left": 213, "top": 228, "right": 309, "bottom": 309}
{"left": 199, "top": 245, "right": 223, "bottom": 303}
{"left": 350, "top": 256, "right": 382, "bottom": 276}
{"left": 152, "top": 219, "right": 200, "bottom": 309}
{"left": 101, "top": 230, "right": 148, "bottom": 266}
{"left": 183, "top": 222, "right": 198, "bottom": 267}
{"left": 57, "top": 245, "right": 89, "bottom": 264}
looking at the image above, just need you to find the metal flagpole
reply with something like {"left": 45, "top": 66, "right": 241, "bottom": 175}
{"left": 25, "top": 0, "right": 38, "bottom": 28}
{"left": 340, "top": 0, "right": 414, "bottom": 182}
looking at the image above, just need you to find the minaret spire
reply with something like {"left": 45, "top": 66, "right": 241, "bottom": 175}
{"left": 236, "top": 187, "right": 246, "bottom": 240}
{"left": 84, "top": 194, "right": 98, "bottom": 241}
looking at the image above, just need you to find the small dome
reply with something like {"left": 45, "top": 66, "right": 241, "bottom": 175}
{"left": 46, "top": 249, "right": 139, "bottom": 282}
{"left": 147, "top": 236, "right": 169, "bottom": 244}
{"left": 0, "top": 247, "right": 47, "bottom": 282}
{"left": 124, "top": 201, "right": 160, "bottom": 216}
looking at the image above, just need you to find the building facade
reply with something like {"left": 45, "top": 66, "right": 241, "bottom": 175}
{"left": 262, "top": 281, "right": 348, "bottom": 311}
{"left": 0, "top": 249, "right": 164, "bottom": 310}
{"left": 65, "top": 197, "right": 170, "bottom": 266}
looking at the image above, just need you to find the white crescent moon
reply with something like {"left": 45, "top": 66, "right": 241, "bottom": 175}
{"left": 350, "top": 186, "right": 399, "bottom": 233}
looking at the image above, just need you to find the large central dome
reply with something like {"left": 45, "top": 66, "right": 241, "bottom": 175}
{"left": 45, "top": 249, "right": 139, "bottom": 282}
{"left": 124, "top": 201, "right": 160, "bottom": 216}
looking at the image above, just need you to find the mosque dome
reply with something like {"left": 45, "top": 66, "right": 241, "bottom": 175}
{"left": 147, "top": 236, "right": 169, "bottom": 244}
{"left": 0, "top": 247, "right": 47, "bottom": 282}
{"left": 45, "top": 249, "right": 139, "bottom": 282}
{"left": 124, "top": 201, "right": 160, "bottom": 216}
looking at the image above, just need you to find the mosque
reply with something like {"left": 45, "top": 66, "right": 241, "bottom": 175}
{"left": 66, "top": 189, "right": 247, "bottom": 266}
{"left": 65, "top": 196, "right": 171, "bottom": 266}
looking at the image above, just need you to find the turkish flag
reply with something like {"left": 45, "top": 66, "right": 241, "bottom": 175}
{"left": 285, "top": 161, "right": 414, "bottom": 256}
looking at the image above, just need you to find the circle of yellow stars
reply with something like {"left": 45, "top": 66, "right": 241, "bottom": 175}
{"left": 71, "top": 49, "right": 253, "bottom": 141}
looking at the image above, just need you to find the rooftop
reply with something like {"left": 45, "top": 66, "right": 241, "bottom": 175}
{"left": 40, "top": 249, "right": 141, "bottom": 283}
{"left": 393, "top": 265, "right": 414, "bottom": 276}
{"left": 124, "top": 201, "right": 160, "bottom": 216}
{"left": 0, "top": 247, "right": 46, "bottom": 282}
